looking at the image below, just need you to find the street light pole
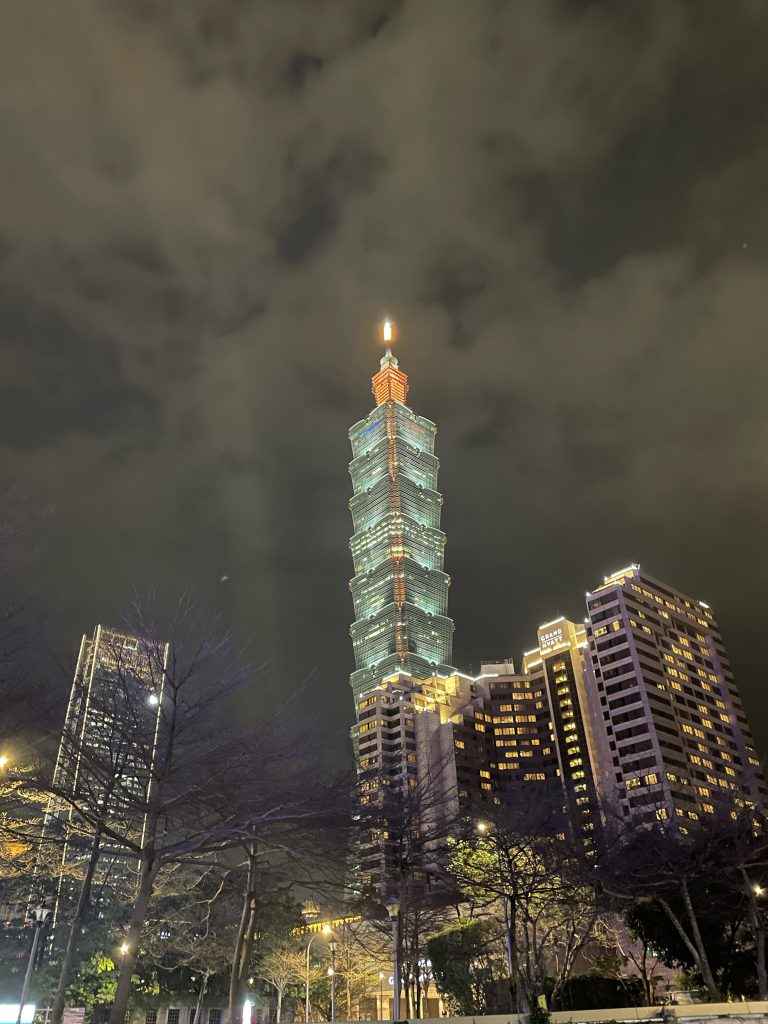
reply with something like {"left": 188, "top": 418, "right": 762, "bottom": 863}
{"left": 305, "top": 924, "right": 332, "bottom": 1023}
{"left": 328, "top": 940, "right": 337, "bottom": 1022}
{"left": 16, "top": 906, "right": 51, "bottom": 1024}
{"left": 378, "top": 973, "right": 385, "bottom": 1020}
{"left": 305, "top": 934, "right": 317, "bottom": 1024}
{"left": 384, "top": 897, "right": 400, "bottom": 1021}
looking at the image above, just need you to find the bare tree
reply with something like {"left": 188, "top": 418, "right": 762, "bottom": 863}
{"left": 255, "top": 942, "right": 306, "bottom": 1023}
{"left": 446, "top": 783, "right": 599, "bottom": 1013}
{"left": 351, "top": 751, "right": 463, "bottom": 1018}
{"left": 13, "top": 596, "right": 344, "bottom": 1024}
{"left": 593, "top": 810, "right": 727, "bottom": 1000}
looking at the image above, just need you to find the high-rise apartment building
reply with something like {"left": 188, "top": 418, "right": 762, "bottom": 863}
{"left": 45, "top": 625, "right": 167, "bottom": 934}
{"left": 584, "top": 564, "right": 766, "bottom": 825}
{"left": 348, "top": 321, "right": 454, "bottom": 702}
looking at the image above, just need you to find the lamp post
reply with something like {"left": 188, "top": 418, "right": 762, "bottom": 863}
{"left": 378, "top": 972, "right": 385, "bottom": 1020}
{"left": 15, "top": 905, "right": 51, "bottom": 1024}
{"left": 328, "top": 939, "right": 337, "bottom": 1022}
{"left": 384, "top": 897, "right": 400, "bottom": 1021}
{"left": 305, "top": 923, "right": 331, "bottom": 1023}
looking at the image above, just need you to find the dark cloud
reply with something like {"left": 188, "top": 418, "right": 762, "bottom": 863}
{"left": 1, "top": 0, "right": 768, "bottom": 753}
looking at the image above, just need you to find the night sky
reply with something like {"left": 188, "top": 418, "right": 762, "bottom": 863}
{"left": 2, "top": 2, "right": 767, "bottom": 753}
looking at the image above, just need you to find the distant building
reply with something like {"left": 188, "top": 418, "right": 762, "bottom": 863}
{"left": 44, "top": 625, "right": 167, "bottom": 937}
{"left": 584, "top": 564, "right": 766, "bottom": 825}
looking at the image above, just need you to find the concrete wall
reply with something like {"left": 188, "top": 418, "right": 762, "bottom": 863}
{"left": 337, "top": 1002, "right": 768, "bottom": 1024}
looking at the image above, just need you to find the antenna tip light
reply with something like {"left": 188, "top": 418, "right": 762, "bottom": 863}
{"left": 379, "top": 317, "right": 397, "bottom": 344}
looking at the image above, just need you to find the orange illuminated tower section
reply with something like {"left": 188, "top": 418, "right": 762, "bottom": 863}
{"left": 347, "top": 320, "right": 454, "bottom": 701}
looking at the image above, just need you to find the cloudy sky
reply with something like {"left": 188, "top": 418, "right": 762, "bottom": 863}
{"left": 1, "top": 1, "right": 767, "bottom": 751}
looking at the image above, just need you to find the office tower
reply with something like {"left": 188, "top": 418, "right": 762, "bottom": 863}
{"left": 348, "top": 320, "right": 455, "bottom": 703}
{"left": 45, "top": 625, "right": 167, "bottom": 934}
{"left": 584, "top": 564, "right": 766, "bottom": 825}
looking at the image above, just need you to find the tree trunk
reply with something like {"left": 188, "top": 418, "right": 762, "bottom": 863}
{"left": 640, "top": 943, "right": 653, "bottom": 1004}
{"left": 50, "top": 827, "right": 103, "bottom": 1024}
{"left": 657, "top": 890, "right": 719, "bottom": 1001}
{"left": 108, "top": 856, "right": 158, "bottom": 1024}
{"left": 755, "top": 916, "right": 767, "bottom": 1001}
{"left": 195, "top": 969, "right": 210, "bottom": 1024}
{"left": 276, "top": 986, "right": 283, "bottom": 1024}
{"left": 509, "top": 898, "right": 528, "bottom": 1014}
{"left": 502, "top": 895, "right": 516, "bottom": 1014}
{"left": 680, "top": 881, "right": 720, "bottom": 1001}
{"left": 229, "top": 843, "right": 258, "bottom": 1024}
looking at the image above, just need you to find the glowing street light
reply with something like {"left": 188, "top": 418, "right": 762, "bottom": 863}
{"left": 754, "top": 885, "right": 764, "bottom": 897}
{"left": 304, "top": 920, "right": 332, "bottom": 1023}
{"left": 120, "top": 942, "right": 129, "bottom": 955}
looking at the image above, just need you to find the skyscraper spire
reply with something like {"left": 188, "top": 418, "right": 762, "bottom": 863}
{"left": 371, "top": 318, "right": 408, "bottom": 405}
{"left": 347, "top": 319, "right": 454, "bottom": 701}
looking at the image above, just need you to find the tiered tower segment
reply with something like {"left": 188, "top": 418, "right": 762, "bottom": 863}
{"left": 348, "top": 321, "right": 455, "bottom": 700}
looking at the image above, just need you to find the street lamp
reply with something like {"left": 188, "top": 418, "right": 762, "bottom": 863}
{"left": 754, "top": 884, "right": 764, "bottom": 897}
{"left": 384, "top": 896, "right": 400, "bottom": 1021}
{"left": 328, "top": 939, "right": 337, "bottom": 1022}
{"left": 0, "top": 754, "right": 8, "bottom": 770}
{"left": 305, "top": 922, "right": 332, "bottom": 1023}
{"left": 378, "top": 972, "right": 385, "bottom": 1019}
{"left": 15, "top": 906, "right": 51, "bottom": 1024}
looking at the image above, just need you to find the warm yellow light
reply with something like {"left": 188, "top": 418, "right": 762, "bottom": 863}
{"left": 322, "top": 923, "right": 332, "bottom": 934}
{"left": 120, "top": 942, "right": 129, "bottom": 955}
{"left": 0, "top": 755, "right": 8, "bottom": 769}
{"left": 327, "top": 967, "right": 334, "bottom": 977}
{"left": 476, "top": 821, "right": 489, "bottom": 833}
{"left": 755, "top": 885, "right": 764, "bottom": 896}
{"left": 378, "top": 317, "right": 398, "bottom": 345}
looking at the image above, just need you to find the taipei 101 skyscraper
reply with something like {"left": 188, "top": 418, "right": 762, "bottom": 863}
{"left": 348, "top": 320, "right": 455, "bottom": 700}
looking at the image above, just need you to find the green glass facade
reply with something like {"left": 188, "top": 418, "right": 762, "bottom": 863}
{"left": 348, "top": 348, "right": 454, "bottom": 700}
